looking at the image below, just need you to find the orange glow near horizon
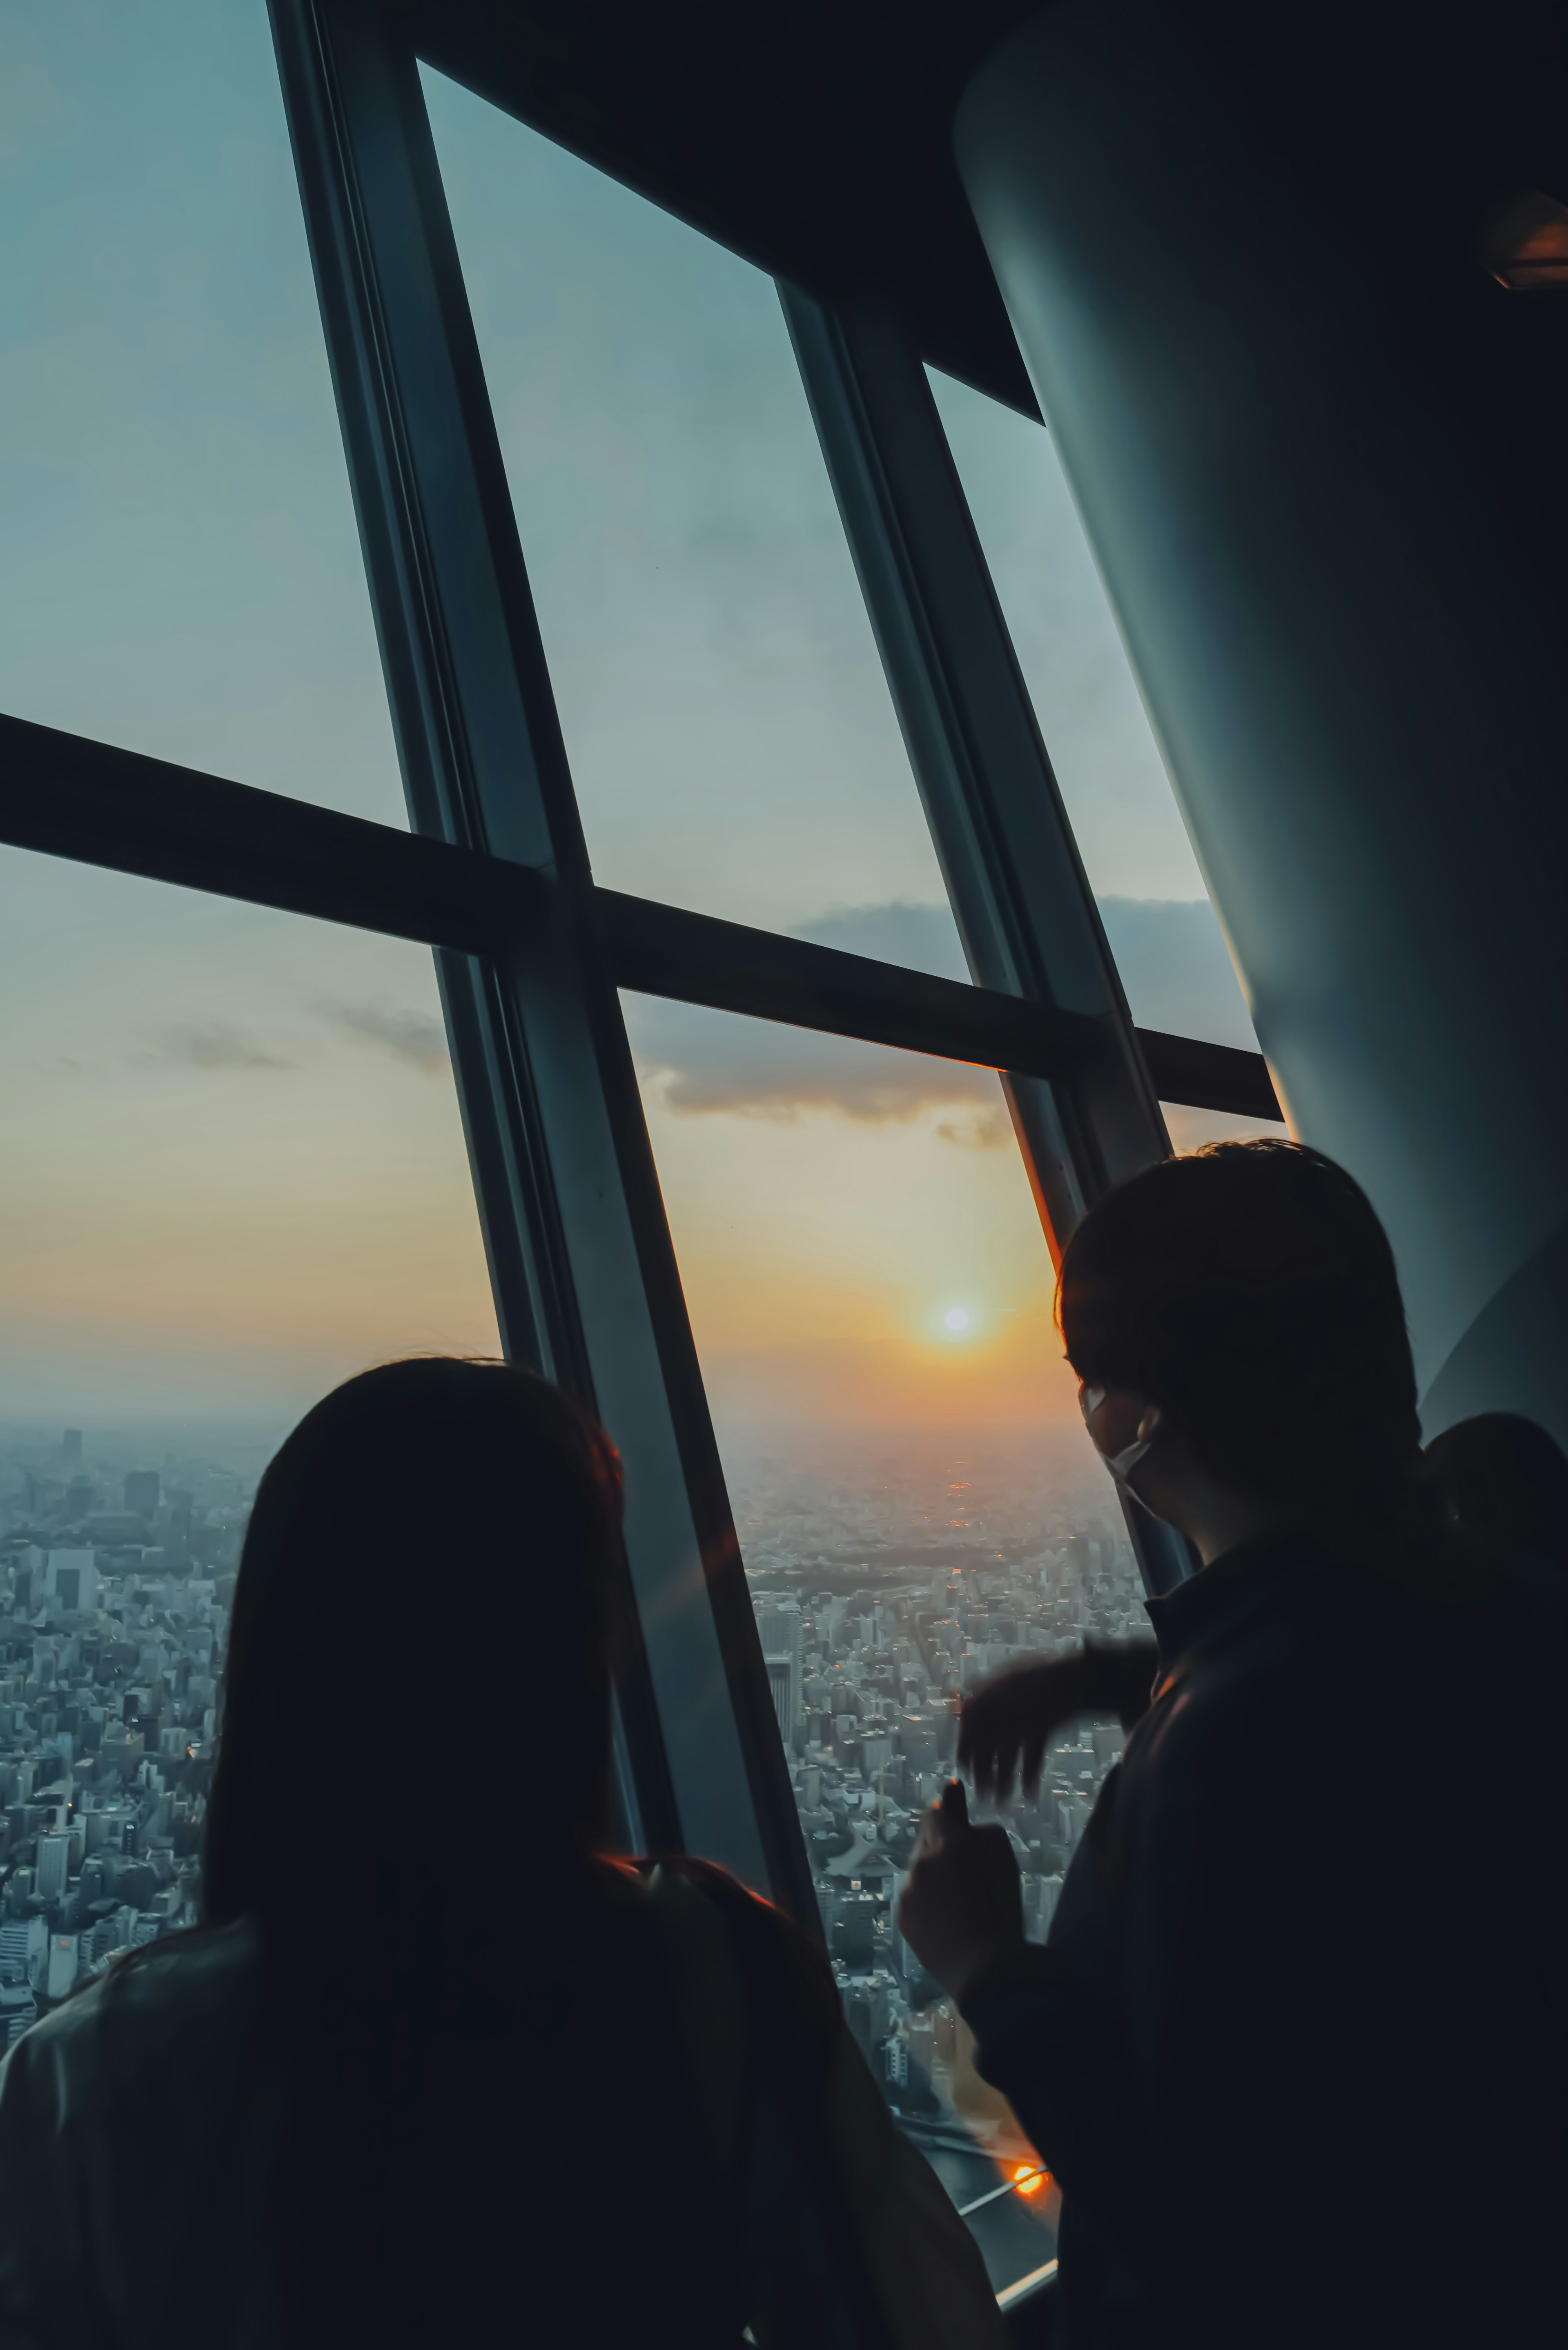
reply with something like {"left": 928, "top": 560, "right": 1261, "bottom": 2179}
{"left": 635, "top": 1037, "right": 1083, "bottom": 1434}
{"left": 632, "top": 1009, "right": 1288, "bottom": 1440}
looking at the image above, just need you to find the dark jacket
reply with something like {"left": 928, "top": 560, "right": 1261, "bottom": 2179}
{"left": 960, "top": 1529, "right": 1567, "bottom": 2350}
{"left": 0, "top": 1864, "right": 1006, "bottom": 2350}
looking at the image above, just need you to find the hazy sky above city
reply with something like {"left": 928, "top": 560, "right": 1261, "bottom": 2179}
{"left": 0, "top": 4, "right": 1278, "bottom": 1438}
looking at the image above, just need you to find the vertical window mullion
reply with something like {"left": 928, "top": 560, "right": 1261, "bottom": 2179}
{"left": 781, "top": 287, "right": 1190, "bottom": 1593}
{"left": 267, "top": 0, "right": 814, "bottom": 1910}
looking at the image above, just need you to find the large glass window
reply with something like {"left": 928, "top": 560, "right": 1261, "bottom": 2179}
{"left": 422, "top": 71, "right": 964, "bottom": 965}
{"left": 626, "top": 996, "right": 1159, "bottom": 2289}
{"left": 0, "top": 849, "right": 495, "bottom": 2037}
{"left": 0, "top": 0, "right": 404, "bottom": 823}
{"left": 930, "top": 370, "right": 1262, "bottom": 1058}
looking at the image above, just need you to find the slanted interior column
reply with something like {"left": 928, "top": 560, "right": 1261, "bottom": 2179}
{"left": 956, "top": 0, "right": 1568, "bottom": 1442}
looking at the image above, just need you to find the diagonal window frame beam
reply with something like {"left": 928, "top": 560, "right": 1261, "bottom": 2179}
{"left": 0, "top": 711, "right": 1281, "bottom": 1123}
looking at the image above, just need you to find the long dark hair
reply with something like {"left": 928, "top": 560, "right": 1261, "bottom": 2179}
{"left": 205, "top": 1356, "right": 625, "bottom": 1933}
{"left": 200, "top": 1360, "right": 734, "bottom": 2348}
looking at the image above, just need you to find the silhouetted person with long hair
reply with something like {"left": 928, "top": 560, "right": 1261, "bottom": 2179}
{"left": 0, "top": 1359, "right": 1004, "bottom": 2350}
{"left": 899, "top": 1142, "right": 1567, "bottom": 2350}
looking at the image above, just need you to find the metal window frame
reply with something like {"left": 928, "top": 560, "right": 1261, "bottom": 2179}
{"left": 0, "top": 0, "right": 1281, "bottom": 1915}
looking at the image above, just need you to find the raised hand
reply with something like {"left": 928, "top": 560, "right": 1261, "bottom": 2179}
{"left": 957, "top": 1654, "right": 1092, "bottom": 1804}
{"left": 896, "top": 1779, "right": 1025, "bottom": 2000}
{"left": 959, "top": 1654, "right": 1091, "bottom": 1795}
{"left": 959, "top": 1642, "right": 1161, "bottom": 1802}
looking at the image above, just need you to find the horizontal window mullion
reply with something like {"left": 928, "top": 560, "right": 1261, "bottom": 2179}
{"left": 0, "top": 708, "right": 523, "bottom": 952}
{"left": 1135, "top": 1028, "right": 1282, "bottom": 1124}
{"left": 598, "top": 884, "right": 1096, "bottom": 1079}
{"left": 599, "top": 886, "right": 1282, "bottom": 1120}
{"left": 0, "top": 710, "right": 1282, "bottom": 1123}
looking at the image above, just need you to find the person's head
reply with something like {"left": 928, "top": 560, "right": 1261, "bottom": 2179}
{"left": 204, "top": 1357, "right": 625, "bottom": 1933}
{"left": 1424, "top": 1412, "right": 1568, "bottom": 1561}
{"left": 1057, "top": 1140, "right": 1421, "bottom": 1544}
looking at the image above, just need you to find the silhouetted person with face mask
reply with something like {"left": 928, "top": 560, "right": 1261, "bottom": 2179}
{"left": 899, "top": 1141, "right": 1567, "bottom": 2350}
{"left": 0, "top": 1360, "right": 1004, "bottom": 2350}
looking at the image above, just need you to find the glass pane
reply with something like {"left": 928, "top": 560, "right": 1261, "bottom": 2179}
{"left": 930, "top": 370, "right": 1260, "bottom": 1052}
{"left": 0, "top": 2, "right": 403, "bottom": 823}
{"left": 423, "top": 70, "right": 963, "bottom": 964}
{"left": 1162, "top": 1103, "right": 1290, "bottom": 1153}
{"left": 627, "top": 992, "right": 1159, "bottom": 2293}
{"left": 0, "top": 850, "right": 496, "bottom": 2038}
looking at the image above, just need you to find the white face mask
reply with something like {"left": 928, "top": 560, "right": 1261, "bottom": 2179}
{"left": 1079, "top": 1385, "right": 1155, "bottom": 1486}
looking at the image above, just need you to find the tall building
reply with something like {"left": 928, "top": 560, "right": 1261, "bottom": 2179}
{"left": 46, "top": 1935, "right": 79, "bottom": 2001}
{"left": 36, "top": 1833, "right": 71, "bottom": 1905}
{"left": 0, "top": 1980, "right": 36, "bottom": 2047}
{"left": 45, "top": 1551, "right": 98, "bottom": 1616}
{"left": 123, "top": 1470, "right": 160, "bottom": 1517}
{"left": 61, "top": 1431, "right": 82, "bottom": 1466}
{"left": 0, "top": 1916, "right": 46, "bottom": 1993}
{"left": 755, "top": 1601, "right": 803, "bottom": 1743}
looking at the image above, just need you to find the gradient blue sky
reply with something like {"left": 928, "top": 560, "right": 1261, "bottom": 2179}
{"left": 0, "top": 5, "right": 1278, "bottom": 1431}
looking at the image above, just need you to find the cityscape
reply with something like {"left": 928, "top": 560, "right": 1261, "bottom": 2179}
{"left": 0, "top": 1408, "right": 1147, "bottom": 2283}
{"left": 0, "top": 1421, "right": 253, "bottom": 2051}
{"left": 722, "top": 1426, "right": 1142, "bottom": 2265}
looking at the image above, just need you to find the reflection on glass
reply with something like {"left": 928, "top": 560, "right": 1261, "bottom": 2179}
{"left": 423, "top": 71, "right": 962, "bottom": 961}
{"left": 930, "top": 370, "right": 1261, "bottom": 1054}
{"left": 0, "top": 2, "right": 402, "bottom": 823}
{"left": 627, "top": 994, "right": 1151, "bottom": 2290}
{"left": 0, "top": 850, "right": 497, "bottom": 2034}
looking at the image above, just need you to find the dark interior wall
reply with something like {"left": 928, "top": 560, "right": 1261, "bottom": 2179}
{"left": 398, "top": 0, "right": 1042, "bottom": 413}
{"left": 957, "top": 0, "right": 1568, "bottom": 1437}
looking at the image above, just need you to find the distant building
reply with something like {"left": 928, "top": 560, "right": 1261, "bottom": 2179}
{"left": 45, "top": 1550, "right": 98, "bottom": 1616}
{"left": 35, "top": 1833, "right": 71, "bottom": 1905}
{"left": 0, "top": 1980, "right": 37, "bottom": 2046}
{"left": 756, "top": 1601, "right": 803, "bottom": 1741}
{"left": 1022, "top": 1873, "right": 1064, "bottom": 1944}
{"left": 123, "top": 1470, "right": 160, "bottom": 1517}
{"left": 0, "top": 1915, "right": 47, "bottom": 1994}
{"left": 828, "top": 1888, "right": 879, "bottom": 1964}
{"left": 838, "top": 1970, "right": 895, "bottom": 2066}
{"left": 62, "top": 1431, "right": 82, "bottom": 1465}
{"left": 46, "top": 1935, "right": 79, "bottom": 2001}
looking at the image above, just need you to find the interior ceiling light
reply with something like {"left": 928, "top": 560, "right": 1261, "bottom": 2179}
{"left": 1485, "top": 190, "right": 1568, "bottom": 290}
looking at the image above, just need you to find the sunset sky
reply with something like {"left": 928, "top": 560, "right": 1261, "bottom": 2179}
{"left": 0, "top": 3, "right": 1282, "bottom": 1449}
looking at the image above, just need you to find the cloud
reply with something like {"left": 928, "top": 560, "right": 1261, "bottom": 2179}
{"left": 631, "top": 1001, "right": 1002, "bottom": 1128}
{"left": 624, "top": 904, "right": 999, "bottom": 1134}
{"left": 626, "top": 896, "right": 1260, "bottom": 1133}
{"left": 935, "top": 1108, "right": 1014, "bottom": 1152}
{"left": 318, "top": 1002, "right": 450, "bottom": 1076}
{"left": 787, "top": 902, "right": 970, "bottom": 982}
{"left": 146, "top": 1025, "right": 294, "bottom": 1072}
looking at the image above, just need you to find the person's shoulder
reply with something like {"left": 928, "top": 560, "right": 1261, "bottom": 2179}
{"left": 644, "top": 1854, "right": 823, "bottom": 1950}
{"left": 0, "top": 1918, "right": 263, "bottom": 2130}
{"left": 641, "top": 1857, "right": 840, "bottom": 2034}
